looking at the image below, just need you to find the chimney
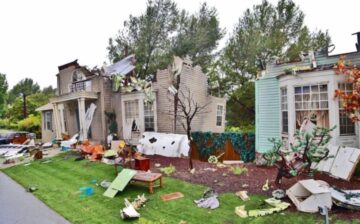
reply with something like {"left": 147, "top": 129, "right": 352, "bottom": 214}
{"left": 352, "top": 32, "right": 360, "bottom": 52}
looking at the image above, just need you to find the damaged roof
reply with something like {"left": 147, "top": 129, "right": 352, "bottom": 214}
{"left": 103, "top": 54, "right": 135, "bottom": 76}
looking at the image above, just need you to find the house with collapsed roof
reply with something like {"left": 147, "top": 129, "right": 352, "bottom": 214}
{"left": 255, "top": 34, "right": 360, "bottom": 153}
{"left": 37, "top": 55, "right": 226, "bottom": 144}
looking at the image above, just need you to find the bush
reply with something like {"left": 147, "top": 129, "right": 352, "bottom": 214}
{"left": 17, "top": 114, "right": 41, "bottom": 138}
{"left": 225, "top": 125, "right": 255, "bottom": 132}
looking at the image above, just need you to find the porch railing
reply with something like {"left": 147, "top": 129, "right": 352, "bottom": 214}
{"left": 68, "top": 80, "right": 92, "bottom": 93}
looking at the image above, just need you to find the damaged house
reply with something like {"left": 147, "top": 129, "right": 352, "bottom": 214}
{"left": 255, "top": 34, "right": 360, "bottom": 153}
{"left": 37, "top": 55, "right": 226, "bottom": 144}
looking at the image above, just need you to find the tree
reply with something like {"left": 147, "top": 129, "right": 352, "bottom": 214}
{"left": 209, "top": 0, "right": 331, "bottom": 127}
{"left": 107, "top": 0, "right": 224, "bottom": 78}
{"left": 108, "top": 0, "right": 178, "bottom": 79}
{"left": 172, "top": 3, "right": 225, "bottom": 72}
{"left": 0, "top": 73, "right": 8, "bottom": 118}
{"left": 9, "top": 78, "right": 40, "bottom": 119}
{"left": 334, "top": 56, "right": 360, "bottom": 121}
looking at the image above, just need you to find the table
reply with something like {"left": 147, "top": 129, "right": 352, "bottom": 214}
{"left": 131, "top": 171, "right": 163, "bottom": 193}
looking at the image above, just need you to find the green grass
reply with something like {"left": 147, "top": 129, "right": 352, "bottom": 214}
{"left": 1, "top": 153, "right": 352, "bottom": 224}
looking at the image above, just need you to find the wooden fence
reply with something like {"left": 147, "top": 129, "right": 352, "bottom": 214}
{"left": 191, "top": 140, "right": 241, "bottom": 162}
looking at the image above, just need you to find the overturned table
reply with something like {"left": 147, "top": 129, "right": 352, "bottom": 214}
{"left": 131, "top": 171, "right": 163, "bottom": 194}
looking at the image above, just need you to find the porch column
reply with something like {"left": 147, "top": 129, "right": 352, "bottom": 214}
{"left": 58, "top": 104, "right": 66, "bottom": 133}
{"left": 78, "top": 97, "right": 87, "bottom": 140}
{"left": 52, "top": 103, "right": 62, "bottom": 139}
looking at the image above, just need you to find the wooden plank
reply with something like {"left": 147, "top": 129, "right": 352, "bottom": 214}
{"left": 103, "top": 169, "right": 137, "bottom": 198}
{"left": 330, "top": 147, "right": 360, "bottom": 180}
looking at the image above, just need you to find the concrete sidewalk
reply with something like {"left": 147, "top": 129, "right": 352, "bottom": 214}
{"left": 0, "top": 172, "right": 70, "bottom": 224}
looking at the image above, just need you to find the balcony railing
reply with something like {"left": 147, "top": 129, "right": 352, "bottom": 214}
{"left": 68, "top": 80, "right": 92, "bottom": 93}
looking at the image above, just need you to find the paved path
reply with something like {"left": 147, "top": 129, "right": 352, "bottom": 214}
{"left": 0, "top": 172, "right": 70, "bottom": 224}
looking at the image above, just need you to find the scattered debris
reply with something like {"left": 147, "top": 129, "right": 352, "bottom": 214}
{"left": 194, "top": 189, "right": 219, "bottom": 209}
{"left": 103, "top": 169, "right": 137, "bottom": 198}
{"left": 131, "top": 194, "right": 147, "bottom": 210}
{"left": 120, "top": 199, "right": 140, "bottom": 220}
{"left": 161, "top": 192, "right": 184, "bottom": 201}
{"left": 90, "top": 179, "right": 97, "bottom": 184}
{"left": 223, "top": 160, "right": 244, "bottom": 165}
{"left": 104, "top": 149, "right": 116, "bottom": 158}
{"left": 222, "top": 173, "right": 227, "bottom": 177}
{"left": 23, "top": 162, "right": 31, "bottom": 166}
{"left": 160, "top": 164, "right": 176, "bottom": 176}
{"left": 235, "top": 191, "right": 250, "bottom": 201}
{"left": 26, "top": 186, "right": 38, "bottom": 192}
{"left": 229, "top": 166, "right": 248, "bottom": 175}
{"left": 154, "top": 163, "right": 161, "bottom": 168}
{"left": 190, "top": 168, "right": 195, "bottom": 174}
{"left": 330, "top": 187, "right": 360, "bottom": 210}
{"left": 235, "top": 205, "right": 248, "bottom": 218}
{"left": 242, "top": 184, "right": 249, "bottom": 188}
{"left": 208, "top": 153, "right": 225, "bottom": 164}
{"left": 286, "top": 179, "right": 332, "bottom": 213}
{"left": 262, "top": 179, "right": 269, "bottom": 191}
{"left": 80, "top": 186, "right": 94, "bottom": 198}
{"left": 204, "top": 168, "right": 217, "bottom": 172}
{"left": 248, "top": 198, "right": 290, "bottom": 217}
{"left": 41, "top": 159, "right": 52, "bottom": 164}
{"left": 216, "top": 163, "right": 227, "bottom": 168}
{"left": 99, "top": 180, "right": 112, "bottom": 189}
{"left": 272, "top": 189, "right": 285, "bottom": 199}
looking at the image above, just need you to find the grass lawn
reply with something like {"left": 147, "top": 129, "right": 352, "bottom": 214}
{"left": 1, "top": 153, "right": 350, "bottom": 224}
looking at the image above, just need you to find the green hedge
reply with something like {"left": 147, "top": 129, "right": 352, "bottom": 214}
{"left": 191, "top": 131, "right": 255, "bottom": 162}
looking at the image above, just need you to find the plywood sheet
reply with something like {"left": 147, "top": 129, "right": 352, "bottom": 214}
{"left": 103, "top": 169, "right": 137, "bottom": 198}
{"left": 160, "top": 192, "right": 184, "bottom": 201}
{"left": 313, "top": 145, "right": 339, "bottom": 173}
{"left": 330, "top": 147, "right": 360, "bottom": 181}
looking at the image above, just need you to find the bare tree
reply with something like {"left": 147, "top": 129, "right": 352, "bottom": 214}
{"left": 168, "top": 86, "right": 210, "bottom": 169}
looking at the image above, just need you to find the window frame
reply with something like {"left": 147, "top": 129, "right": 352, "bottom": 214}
{"left": 280, "top": 87, "right": 288, "bottom": 134}
{"left": 44, "top": 111, "right": 52, "bottom": 131}
{"left": 216, "top": 105, "right": 224, "bottom": 127}
{"left": 338, "top": 83, "right": 356, "bottom": 136}
{"left": 144, "top": 102, "right": 155, "bottom": 132}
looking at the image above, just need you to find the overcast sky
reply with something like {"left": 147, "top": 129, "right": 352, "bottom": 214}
{"left": 1, "top": 0, "right": 359, "bottom": 89}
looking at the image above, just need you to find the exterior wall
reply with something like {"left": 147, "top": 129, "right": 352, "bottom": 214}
{"left": 255, "top": 77, "right": 281, "bottom": 153}
{"left": 40, "top": 110, "right": 56, "bottom": 143}
{"left": 152, "top": 59, "right": 226, "bottom": 134}
{"left": 279, "top": 70, "right": 359, "bottom": 148}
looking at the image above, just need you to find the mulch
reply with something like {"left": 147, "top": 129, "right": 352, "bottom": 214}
{"left": 147, "top": 155, "right": 360, "bottom": 221}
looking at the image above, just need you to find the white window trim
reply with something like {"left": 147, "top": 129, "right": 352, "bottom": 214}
{"left": 216, "top": 104, "right": 224, "bottom": 127}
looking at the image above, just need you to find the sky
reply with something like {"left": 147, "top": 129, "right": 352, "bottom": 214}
{"left": 1, "top": 0, "right": 359, "bottom": 89}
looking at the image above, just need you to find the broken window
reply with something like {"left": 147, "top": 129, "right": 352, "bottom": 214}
{"left": 338, "top": 83, "right": 355, "bottom": 135}
{"left": 216, "top": 105, "right": 223, "bottom": 126}
{"left": 295, "top": 84, "right": 329, "bottom": 129}
{"left": 44, "top": 111, "right": 52, "bottom": 131}
{"left": 144, "top": 102, "right": 155, "bottom": 132}
{"left": 281, "top": 87, "right": 288, "bottom": 133}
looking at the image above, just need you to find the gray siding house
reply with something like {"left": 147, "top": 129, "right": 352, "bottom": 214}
{"left": 37, "top": 56, "right": 226, "bottom": 143}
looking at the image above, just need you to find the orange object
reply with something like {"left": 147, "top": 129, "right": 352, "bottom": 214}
{"left": 160, "top": 192, "right": 183, "bottom": 201}
{"left": 135, "top": 157, "right": 150, "bottom": 171}
{"left": 91, "top": 145, "right": 104, "bottom": 161}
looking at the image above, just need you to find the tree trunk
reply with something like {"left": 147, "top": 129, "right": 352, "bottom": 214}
{"left": 187, "top": 123, "right": 193, "bottom": 170}
{"left": 23, "top": 95, "right": 27, "bottom": 118}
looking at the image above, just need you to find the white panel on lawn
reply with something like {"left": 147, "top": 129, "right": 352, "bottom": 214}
{"left": 137, "top": 132, "right": 189, "bottom": 157}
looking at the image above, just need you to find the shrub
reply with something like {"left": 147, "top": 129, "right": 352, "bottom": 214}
{"left": 17, "top": 114, "right": 41, "bottom": 138}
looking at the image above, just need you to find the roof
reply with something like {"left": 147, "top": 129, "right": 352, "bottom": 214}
{"left": 103, "top": 54, "right": 135, "bottom": 76}
{"left": 58, "top": 59, "right": 79, "bottom": 71}
{"left": 36, "top": 103, "right": 53, "bottom": 111}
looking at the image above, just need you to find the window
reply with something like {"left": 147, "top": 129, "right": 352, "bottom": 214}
{"left": 338, "top": 83, "right": 355, "bottom": 135}
{"left": 216, "top": 105, "right": 223, "bottom": 126}
{"left": 144, "top": 103, "right": 155, "bottom": 131}
{"left": 124, "top": 100, "right": 139, "bottom": 119}
{"left": 44, "top": 111, "right": 52, "bottom": 131}
{"left": 294, "top": 84, "right": 329, "bottom": 129}
{"left": 281, "top": 87, "right": 288, "bottom": 133}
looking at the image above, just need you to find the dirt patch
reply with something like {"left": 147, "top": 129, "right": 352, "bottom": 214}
{"left": 148, "top": 155, "right": 360, "bottom": 220}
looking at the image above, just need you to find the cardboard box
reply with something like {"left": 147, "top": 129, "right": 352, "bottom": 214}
{"left": 286, "top": 179, "right": 332, "bottom": 213}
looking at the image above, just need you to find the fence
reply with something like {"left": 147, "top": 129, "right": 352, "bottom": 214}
{"left": 190, "top": 132, "right": 255, "bottom": 162}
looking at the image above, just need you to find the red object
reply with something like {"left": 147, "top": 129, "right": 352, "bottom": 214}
{"left": 135, "top": 157, "right": 150, "bottom": 171}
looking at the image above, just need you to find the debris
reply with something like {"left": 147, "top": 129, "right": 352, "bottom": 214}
{"left": 286, "top": 179, "right": 332, "bottom": 213}
{"left": 131, "top": 194, "right": 147, "bottom": 209}
{"left": 223, "top": 160, "right": 244, "bottom": 165}
{"left": 242, "top": 184, "right": 249, "bottom": 188}
{"left": 120, "top": 199, "right": 140, "bottom": 219}
{"left": 135, "top": 156, "right": 150, "bottom": 171}
{"left": 235, "top": 191, "right": 250, "bottom": 201}
{"left": 194, "top": 189, "right": 219, "bottom": 209}
{"left": 104, "top": 149, "right": 116, "bottom": 158}
{"left": 330, "top": 187, "right": 360, "bottom": 210}
{"left": 222, "top": 173, "right": 227, "bottom": 177}
{"left": 23, "top": 163, "right": 31, "bottom": 166}
{"left": 161, "top": 192, "right": 184, "bottom": 201}
{"left": 160, "top": 164, "right": 176, "bottom": 175}
{"left": 60, "top": 133, "right": 79, "bottom": 149}
{"left": 248, "top": 198, "right": 290, "bottom": 217}
{"left": 216, "top": 163, "right": 227, "bottom": 168}
{"left": 262, "top": 179, "right": 269, "bottom": 191}
{"left": 99, "top": 180, "right": 112, "bottom": 189}
{"left": 208, "top": 153, "right": 225, "bottom": 164}
{"left": 229, "top": 166, "right": 248, "bottom": 175}
{"left": 74, "top": 156, "right": 85, "bottom": 161}
{"left": 131, "top": 171, "right": 163, "bottom": 193}
{"left": 41, "top": 159, "right": 52, "bottom": 164}
{"left": 90, "top": 179, "right": 97, "bottom": 184}
{"left": 103, "top": 169, "right": 137, "bottom": 198}
{"left": 235, "top": 205, "right": 248, "bottom": 218}
{"left": 204, "top": 168, "right": 217, "bottom": 172}
{"left": 190, "top": 168, "right": 195, "bottom": 174}
{"left": 155, "top": 163, "right": 161, "bottom": 168}
{"left": 272, "top": 189, "right": 286, "bottom": 199}
{"left": 33, "top": 150, "right": 43, "bottom": 160}
{"left": 26, "top": 186, "right": 38, "bottom": 192}
{"left": 80, "top": 186, "right": 94, "bottom": 198}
